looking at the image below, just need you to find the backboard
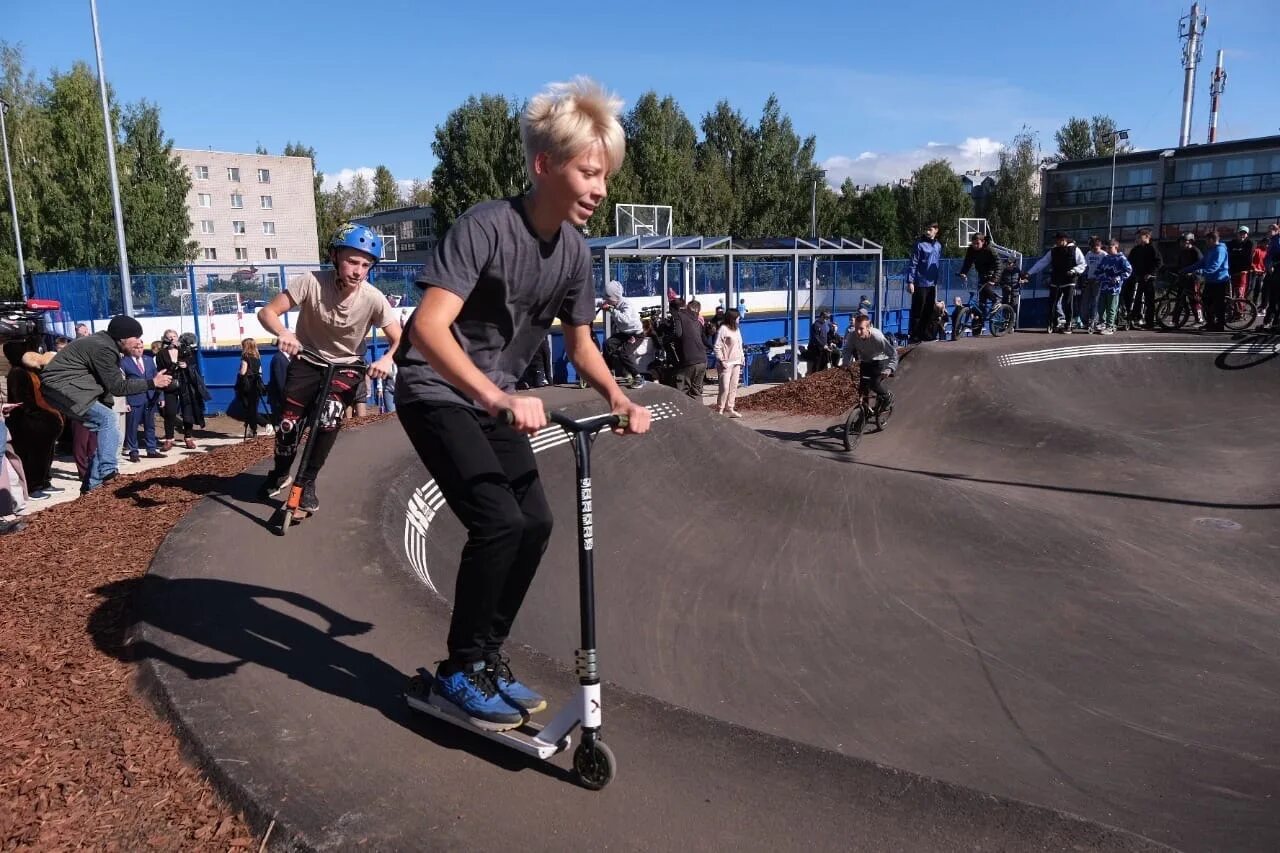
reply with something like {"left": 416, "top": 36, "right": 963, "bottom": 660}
{"left": 615, "top": 203, "right": 673, "bottom": 237}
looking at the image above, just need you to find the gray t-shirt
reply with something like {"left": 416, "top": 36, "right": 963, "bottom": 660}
{"left": 394, "top": 197, "right": 596, "bottom": 408}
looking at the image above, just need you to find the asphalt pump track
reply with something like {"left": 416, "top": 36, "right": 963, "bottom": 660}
{"left": 126, "top": 331, "right": 1280, "bottom": 851}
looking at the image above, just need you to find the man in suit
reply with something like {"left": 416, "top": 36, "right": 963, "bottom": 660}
{"left": 121, "top": 339, "right": 165, "bottom": 462}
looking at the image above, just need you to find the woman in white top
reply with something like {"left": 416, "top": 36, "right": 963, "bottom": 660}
{"left": 713, "top": 308, "right": 745, "bottom": 417}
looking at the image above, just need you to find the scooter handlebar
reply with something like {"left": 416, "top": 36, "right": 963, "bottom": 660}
{"left": 498, "top": 408, "right": 628, "bottom": 433}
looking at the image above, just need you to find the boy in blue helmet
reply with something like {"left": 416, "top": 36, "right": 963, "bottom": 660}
{"left": 255, "top": 223, "right": 403, "bottom": 509}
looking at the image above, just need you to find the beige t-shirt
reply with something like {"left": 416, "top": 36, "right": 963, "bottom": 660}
{"left": 287, "top": 270, "right": 395, "bottom": 363}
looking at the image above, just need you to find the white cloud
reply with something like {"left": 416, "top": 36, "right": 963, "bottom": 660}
{"left": 822, "top": 137, "right": 1005, "bottom": 188}
{"left": 321, "top": 166, "right": 422, "bottom": 200}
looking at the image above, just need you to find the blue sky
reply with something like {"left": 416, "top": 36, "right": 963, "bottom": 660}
{"left": 7, "top": 1, "right": 1278, "bottom": 193}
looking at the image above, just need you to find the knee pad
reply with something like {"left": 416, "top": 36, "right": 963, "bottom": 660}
{"left": 276, "top": 416, "right": 302, "bottom": 454}
{"left": 318, "top": 397, "right": 345, "bottom": 432}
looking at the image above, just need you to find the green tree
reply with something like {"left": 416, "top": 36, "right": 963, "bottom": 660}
{"left": 1090, "top": 115, "right": 1131, "bottom": 157}
{"left": 986, "top": 127, "right": 1041, "bottom": 256}
{"left": 899, "top": 159, "right": 972, "bottom": 256}
{"left": 840, "top": 181, "right": 904, "bottom": 257}
{"left": 254, "top": 143, "right": 267, "bottom": 155}
{"left": 0, "top": 42, "right": 46, "bottom": 297}
{"left": 348, "top": 172, "right": 372, "bottom": 216}
{"left": 315, "top": 181, "right": 350, "bottom": 254}
{"left": 372, "top": 164, "right": 400, "bottom": 211}
{"left": 741, "top": 95, "right": 822, "bottom": 237}
{"left": 698, "top": 101, "right": 752, "bottom": 233}
{"left": 118, "top": 100, "right": 197, "bottom": 266}
{"left": 606, "top": 92, "right": 698, "bottom": 234}
{"left": 405, "top": 179, "right": 432, "bottom": 206}
{"left": 430, "top": 94, "right": 525, "bottom": 235}
{"left": 1054, "top": 116, "right": 1094, "bottom": 161}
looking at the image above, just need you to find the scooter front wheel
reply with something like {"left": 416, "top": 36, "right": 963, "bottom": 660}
{"left": 573, "top": 739, "right": 616, "bottom": 790}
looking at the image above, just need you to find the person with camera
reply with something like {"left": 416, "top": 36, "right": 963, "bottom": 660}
{"left": 155, "top": 329, "right": 211, "bottom": 450}
{"left": 601, "top": 279, "right": 644, "bottom": 388}
{"left": 39, "top": 315, "right": 173, "bottom": 493}
{"left": 255, "top": 223, "right": 402, "bottom": 512}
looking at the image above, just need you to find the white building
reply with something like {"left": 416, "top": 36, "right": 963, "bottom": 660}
{"left": 173, "top": 149, "right": 319, "bottom": 265}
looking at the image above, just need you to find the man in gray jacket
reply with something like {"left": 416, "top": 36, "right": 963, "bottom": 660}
{"left": 41, "top": 315, "right": 172, "bottom": 493}
{"left": 841, "top": 313, "right": 898, "bottom": 411}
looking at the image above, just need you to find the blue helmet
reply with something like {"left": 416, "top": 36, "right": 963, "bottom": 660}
{"left": 329, "top": 223, "right": 383, "bottom": 262}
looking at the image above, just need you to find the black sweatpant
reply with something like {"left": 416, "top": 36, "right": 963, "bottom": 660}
{"left": 272, "top": 358, "right": 364, "bottom": 482}
{"left": 1048, "top": 284, "right": 1076, "bottom": 329}
{"left": 909, "top": 285, "right": 936, "bottom": 342}
{"left": 858, "top": 362, "right": 892, "bottom": 407}
{"left": 1265, "top": 271, "right": 1280, "bottom": 327}
{"left": 398, "top": 401, "right": 554, "bottom": 665}
{"left": 1201, "top": 280, "right": 1227, "bottom": 330}
{"left": 1128, "top": 276, "right": 1156, "bottom": 327}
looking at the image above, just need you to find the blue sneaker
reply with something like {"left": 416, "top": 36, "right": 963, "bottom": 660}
{"left": 487, "top": 654, "right": 547, "bottom": 714}
{"left": 429, "top": 661, "right": 524, "bottom": 731}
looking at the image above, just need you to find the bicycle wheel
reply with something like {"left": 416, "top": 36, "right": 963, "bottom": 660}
{"left": 1224, "top": 298, "right": 1257, "bottom": 332}
{"left": 989, "top": 304, "right": 1014, "bottom": 336}
{"left": 953, "top": 307, "right": 974, "bottom": 340}
{"left": 842, "top": 405, "right": 867, "bottom": 452}
{"left": 874, "top": 402, "right": 894, "bottom": 431}
{"left": 1155, "top": 297, "right": 1186, "bottom": 330}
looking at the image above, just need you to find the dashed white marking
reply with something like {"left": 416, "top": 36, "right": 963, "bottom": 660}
{"left": 998, "top": 340, "right": 1279, "bottom": 367}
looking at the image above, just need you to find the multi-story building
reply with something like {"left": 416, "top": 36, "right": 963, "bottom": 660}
{"left": 174, "top": 149, "right": 319, "bottom": 268}
{"left": 1039, "top": 133, "right": 1280, "bottom": 251}
{"left": 351, "top": 204, "right": 437, "bottom": 264}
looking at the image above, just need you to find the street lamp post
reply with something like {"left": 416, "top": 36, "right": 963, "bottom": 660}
{"left": 811, "top": 169, "right": 827, "bottom": 239}
{"left": 0, "top": 97, "right": 27, "bottom": 297}
{"left": 1107, "top": 128, "right": 1131, "bottom": 241}
{"left": 89, "top": 0, "right": 133, "bottom": 315}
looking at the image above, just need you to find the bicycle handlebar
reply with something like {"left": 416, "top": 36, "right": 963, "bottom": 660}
{"left": 499, "top": 409, "right": 628, "bottom": 433}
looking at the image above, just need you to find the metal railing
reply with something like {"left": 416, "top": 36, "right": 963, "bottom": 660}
{"left": 1164, "top": 172, "right": 1280, "bottom": 199}
{"left": 1045, "top": 184, "right": 1157, "bottom": 207}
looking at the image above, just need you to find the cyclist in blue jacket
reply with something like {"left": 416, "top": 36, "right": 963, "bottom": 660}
{"left": 1182, "top": 230, "right": 1231, "bottom": 332}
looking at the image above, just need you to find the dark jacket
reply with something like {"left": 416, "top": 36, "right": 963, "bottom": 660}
{"left": 1225, "top": 238, "right": 1253, "bottom": 275}
{"left": 1127, "top": 242, "right": 1163, "bottom": 279}
{"left": 121, "top": 352, "right": 161, "bottom": 407}
{"left": 959, "top": 245, "right": 999, "bottom": 281}
{"left": 1177, "top": 245, "right": 1202, "bottom": 270}
{"left": 669, "top": 309, "right": 707, "bottom": 367}
{"left": 268, "top": 351, "right": 290, "bottom": 414}
{"left": 41, "top": 331, "right": 151, "bottom": 417}
{"left": 907, "top": 236, "right": 942, "bottom": 287}
{"left": 155, "top": 345, "right": 211, "bottom": 426}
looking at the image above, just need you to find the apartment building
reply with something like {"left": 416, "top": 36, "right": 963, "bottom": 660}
{"left": 174, "top": 149, "right": 319, "bottom": 266}
{"left": 351, "top": 204, "right": 437, "bottom": 264}
{"left": 1039, "top": 133, "right": 1280, "bottom": 250}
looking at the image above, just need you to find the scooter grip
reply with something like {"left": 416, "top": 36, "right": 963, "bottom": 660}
{"left": 615, "top": 414, "right": 630, "bottom": 429}
{"left": 498, "top": 409, "right": 516, "bottom": 425}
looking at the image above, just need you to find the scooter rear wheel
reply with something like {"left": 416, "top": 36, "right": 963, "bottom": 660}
{"left": 573, "top": 739, "right": 616, "bottom": 790}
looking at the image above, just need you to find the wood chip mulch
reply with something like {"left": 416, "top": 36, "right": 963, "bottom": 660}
{"left": 734, "top": 367, "right": 861, "bottom": 417}
{"left": 1, "top": 415, "right": 387, "bottom": 850}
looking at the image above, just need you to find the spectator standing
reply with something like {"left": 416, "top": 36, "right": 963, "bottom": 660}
{"left": 807, "top": 311, "right": 835, "bottom": 373}
{"left": 3, "top": 341, "right": 63, "bottom": 498}
{"left": 235, "top": 337, "right": 269, "bottom": 437}
{"left": 1095, "top": 239, "right": 1133, "bottom": 335}
{"left": 1182, "top": 230, "right": 1230, "bottom": 332}
{"left": 1026, "top": 233, "right": 1086, "bottom": 333}
{"left": 155, "top": 331, "right": 210, "bottom": 450}
{"left": 714, "top": 308, "right": 744, "bottom": 417}
{"left": 1176, "top": 234, "right": 1204, "bottom": 326}
{"left": 600, "top": 280, "right": 643, "bottom": 388}
{"left": 669, "top": 298, "right": 707, "bottom": 399}
{"left": 1080, "top": 236, "right": 1108, "bottom": 333}
{"left": 1225, "top": 226, "right": 1254, "bottom": 301}
{"left": 1124, "top": 228, "right": 1163, "bottom": 329}
{"left": 1250, "top": 236, "right": 1268, "bottom": 321}
{"left": 906, "top": 223, "right": 942, "bottom": 343}
{"left": 120, "top": 339, "right": 165, "bottom": 461}
{"left": 1262, "top": 223, "right": 1280, "bottom": 331}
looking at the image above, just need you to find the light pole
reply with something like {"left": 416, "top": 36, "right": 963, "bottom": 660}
{"left": 89, "top": 0, "right": 133, "bottom": 315}
{"left": 0, "top": 97, "right": 27, "bottom": 297}
{"left": 811, "top": 169, "right": 827, "bottom": 239}
{"left": 1107, "top": 128, "right": 1131, "bottom": 241}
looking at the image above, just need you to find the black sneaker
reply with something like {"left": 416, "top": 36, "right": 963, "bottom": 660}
{"left": 298, "top": 479, "right": 319, "bottom": 513}
{"left": 257, "top": 471, "right": 291, "bottom": 500}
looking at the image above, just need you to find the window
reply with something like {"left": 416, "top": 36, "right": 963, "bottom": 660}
{"left": 257, "top": 168, "right": 271, "bottom": 183}
{"left": 199, "top": 219, "right": 214, "bottom": 234}
{"left": 231, "top": 220, "right": 246, "bottom": 234}
{"left": 203, "top": 247, "right": 217, "bottom": 260}
{"left": 1189, "top": 161, "right": 1213, "bottom": 180}
{"left": 195, "top": 165, "right": 209, "bottom": 180}
{"left": 1193, "top": 203, "right": 1211, "bottom": 220}
{"left": 227, "top": 167, "right": 240, "bottom": 181}
{"left": 264, "top": 272, "right": 281, "bottom": 288}
{"left": 260, "top": 195, "right": 273, "bottom": 209}
{"left": 1221, "top": 201, "right": 1250, "bottom": 219}
{"left": 1126, "top": 167, "right": 1153, "bottom": 185}
{"left": 1271, "top": 154, "right": 1280, "bottom": 173}
{"left": 230, "top": 193, "right": 243, "bottom": 208}
{"left": 262, "top": 221, "right": 276, "bottom": 235}
{"left": 234, "top": 247, "right": 249, "bottom": 260}
{"left": 198, "top": 193, "right": 211, "bottom": 208}
{"left": 1224, "top": 158, "right": 1255, "bottom": 177}
{"left": 1123, "top": 207, "right": 1152, "bottom": 226}
{"left": 264, "top": 247, "right": 278, "bottom": 260}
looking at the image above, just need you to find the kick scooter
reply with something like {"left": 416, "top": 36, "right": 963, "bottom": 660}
{"left": 269, "top": 349, "right": 340, "bottom": 536}
{"left": 405, "top": 408, "right": 628, "bottom": 790}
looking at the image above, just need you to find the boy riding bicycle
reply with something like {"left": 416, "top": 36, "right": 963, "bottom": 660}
{"left": 841, "top": 314, "right": 898, "bottom": 410}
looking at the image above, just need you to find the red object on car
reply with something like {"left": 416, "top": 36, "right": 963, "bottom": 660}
{"left": 25, "top": 298, "right": 61, "bottom": 311}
